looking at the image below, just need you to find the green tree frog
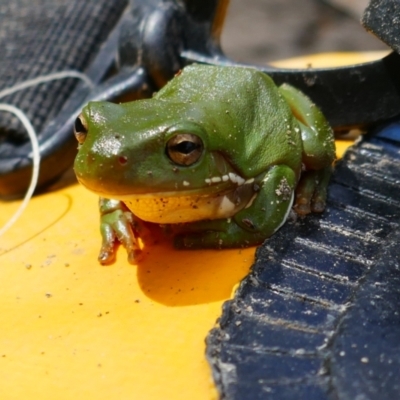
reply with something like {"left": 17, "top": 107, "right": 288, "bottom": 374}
{"left": 73, "top": 65, "right": 335, "bottom": 264}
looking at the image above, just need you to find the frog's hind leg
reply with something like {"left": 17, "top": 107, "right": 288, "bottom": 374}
{"left": 279, "top": 83, "right": 335, "bottom": 216}
{"left": 279, "top": 83, "right": 336, "bottom": 170}
{"left": 294, "top": 166, "right": 332, "bottom": 215}
{"left": 174, "top": 165, "right": 297, "bottom": 249}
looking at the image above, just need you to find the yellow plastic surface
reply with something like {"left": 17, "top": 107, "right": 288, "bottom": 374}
{"left": 0, "top": 170, "right": 255, "bottom": 399}
{"left": 270, "top": 50, "right": 390, "bottom": 68}
{"left": 0, "top": 145, "right": 352, "bottom": 400}
{"left": 0, "top": 52, "right": 362, "bottom": 399}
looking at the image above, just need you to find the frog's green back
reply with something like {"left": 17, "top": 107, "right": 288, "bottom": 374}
{"left": 155, "top": 65, "right": 303, "bottom": 178}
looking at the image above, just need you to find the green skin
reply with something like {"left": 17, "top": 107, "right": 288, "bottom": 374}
{"left": 73, "top": 65, "right": 335, "bottom": 264}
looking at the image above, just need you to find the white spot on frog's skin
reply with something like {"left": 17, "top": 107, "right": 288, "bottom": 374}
{"left": 275, "top": 177, "right": 292, "bottom": 201}
{"left": 93, "top": 136, "right": 122, "bottom": 156}
{"left": 229, "top": 172, "right": 245, "bottom": 186}
{"left": 92, "top": 113, "right": 107, "bottom": 125}
{"left": 183, "top": 181, "right": 190, "bottom": 187}
{"left": 205, "top": 172, "right": 248, "bottom": 186}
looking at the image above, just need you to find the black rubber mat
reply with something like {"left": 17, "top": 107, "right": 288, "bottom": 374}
{"left": 206, "top": 120, "right": 400, "bottom": 399}
{"left": 0, "top": 0, "right": 127, "bottom": 140}
{"left": 0, "top": 0, "right": 128, "bottom": 196}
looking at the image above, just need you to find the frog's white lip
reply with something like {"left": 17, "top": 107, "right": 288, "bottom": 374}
{"left": 80, "top": 171, "right": 254, "bottom": 200}
{"left": 88, "top": 186, "right": 232, "bottom": 200}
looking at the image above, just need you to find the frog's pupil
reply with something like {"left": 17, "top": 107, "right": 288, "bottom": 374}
{"left": 166, "top": 134, "right": 203, "bottom": 166}
{"left": 173, "top": 141, "right": 200, "bottom": 154}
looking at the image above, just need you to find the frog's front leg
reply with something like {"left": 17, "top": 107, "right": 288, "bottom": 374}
{"left": 98, "top": 198, "right": 145, "bottom": 265}
{"left": 174, "top": 165, "right": 297, "bottom": 249}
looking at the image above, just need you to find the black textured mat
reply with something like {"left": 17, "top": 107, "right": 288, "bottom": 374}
{"left": 0, "top": 0, "right": 127, "bottom": 140}
{"left": 206, "top": 121, "right": 400, "bottom": 399}
{"left": 0, "top": 0, "right": 128, "bottom": 195}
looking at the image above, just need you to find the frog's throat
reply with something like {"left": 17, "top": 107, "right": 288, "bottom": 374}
{"left": 83, "top": 171, "right": 257, "bottom": 223}
{"left": 111, "top": 174, "right": 256, "bottom": 224}
{"left": 122, "top": 189, "right": 249, "bottom": 224}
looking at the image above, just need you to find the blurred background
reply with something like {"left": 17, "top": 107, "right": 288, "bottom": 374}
{"left": 221, "top": 0, "right": 388, "bottom": 64}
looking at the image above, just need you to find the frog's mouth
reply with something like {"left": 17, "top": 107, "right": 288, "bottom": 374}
{"left": 80, "top": 177, "right": 234, "bottom": 200}
{"left": 78, "top": 170, "right": 255, "bottom": 202}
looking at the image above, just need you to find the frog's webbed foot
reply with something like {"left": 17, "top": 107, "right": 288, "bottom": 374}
{"left": 294, "top": 167, "right": 332, "bottom": 215}
{"left": 99, "top": 209, "right": 143, "bottom": 265}
{"left": 98, "top": 198, "right": 146, "bottom": 265}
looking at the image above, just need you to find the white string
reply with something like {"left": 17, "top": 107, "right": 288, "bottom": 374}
{"left": 0, "top": 71, "right": 94, "bottom": 237}
{"left": 0, "top": 104, "right": 39, "bottom": 236}
{"left": 0, "top": 70, "right": 94, "bottom": 99}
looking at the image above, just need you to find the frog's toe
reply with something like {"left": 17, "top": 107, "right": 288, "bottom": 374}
{"left": 98, "top": 247, "right": 116, "bottom": 265}
{"left": 311, "top": 198, "right": 326, "bottom": 213}
{"left": 294, "top": 195, "right": 312, "bottom": 215}
{"left": 295, "top": 191, "right": 326, "bottom": 215}
{"left": 127, "top": 248, "right": 143, "bottom": 264}
{"left": 294, "top": 167, "right": 331, "bottom": 215}
{"left": 310, "top": 186, "right": 328, "bottom": 213}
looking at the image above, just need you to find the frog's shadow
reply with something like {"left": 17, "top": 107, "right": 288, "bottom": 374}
{"left": 134, "top": 236, "right": 255, "bottom": 307}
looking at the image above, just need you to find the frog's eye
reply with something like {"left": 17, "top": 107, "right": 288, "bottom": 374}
{"left": 74, "top": 113, "right": 88, "bottom": 144}
{"left": 166, "top": 133, "right": 203, "bottom": 166}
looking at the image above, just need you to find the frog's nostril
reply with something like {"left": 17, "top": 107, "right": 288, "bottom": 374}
{"left": 74, "top": 113, "right": 88, "bottom": 144}
{"left": 119, "top": 155, "right": 128, "bottom": 165}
